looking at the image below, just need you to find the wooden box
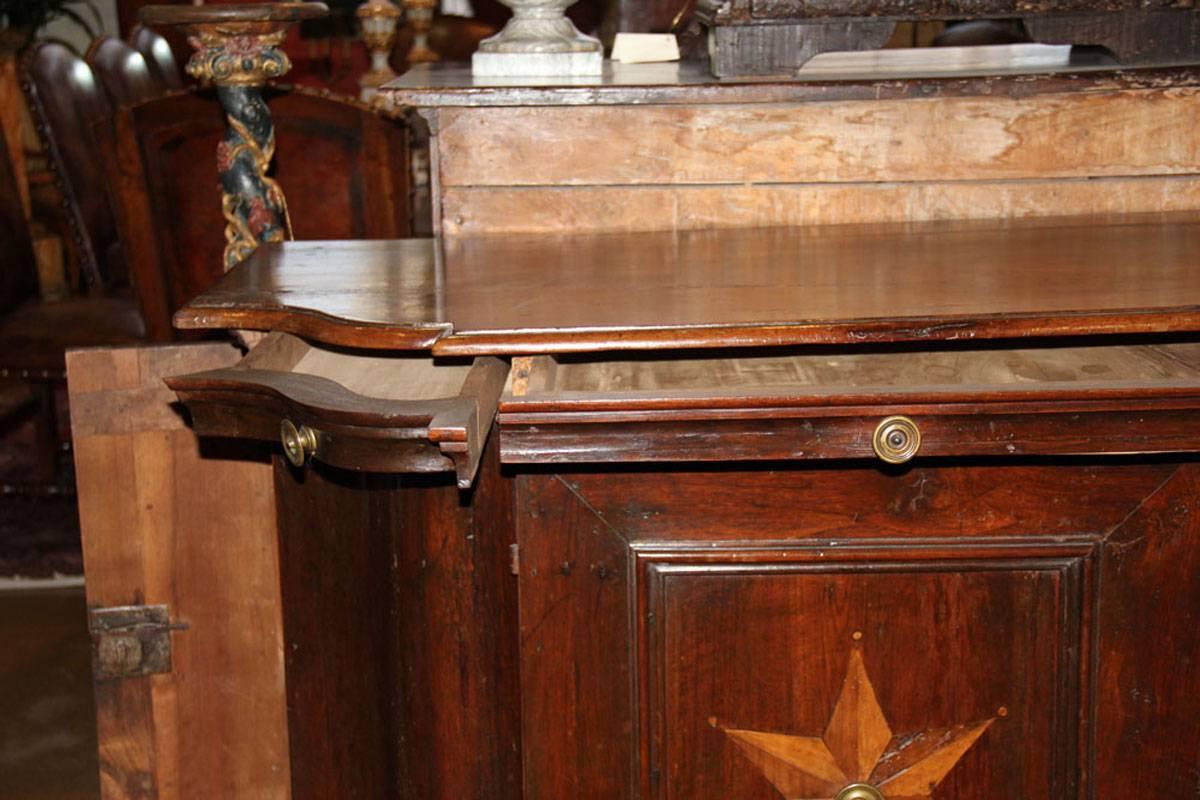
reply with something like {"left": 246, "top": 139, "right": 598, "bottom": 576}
{"left": 695, "top": 0, "right": 1200, "bottom": 76}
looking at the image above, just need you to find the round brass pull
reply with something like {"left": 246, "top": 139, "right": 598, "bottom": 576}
{"left": 835, "top": 785, "right": 885, "bottom": 800}
{"left": 872, "top": 415, "right": 921, "bottom": 464}
{"left": 280, "top": 419, "right": 318, "bottom": 467}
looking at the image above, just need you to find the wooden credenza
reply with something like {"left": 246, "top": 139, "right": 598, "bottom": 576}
{"left": 72, "top": 58, "right": 1200, "bottom": 800}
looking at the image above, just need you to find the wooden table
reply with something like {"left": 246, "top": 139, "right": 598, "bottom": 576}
{"left": 70, "top": 59, "right": 1200, "bottom": 800}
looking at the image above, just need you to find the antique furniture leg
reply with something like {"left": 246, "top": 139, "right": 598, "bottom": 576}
{"left": 138, "top": 3, "right": 327, "bottom": 269}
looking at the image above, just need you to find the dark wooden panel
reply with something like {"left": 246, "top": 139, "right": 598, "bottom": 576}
{"left": 540, "top": 463, "right": 1175, "bottom": 544}
{"left": 177, "top": 216, "right": 1200, "bottom": 354}
{"left": 517, "top": 474, "right": 635, "bottom": 800}
{"left": 644, "top": 555, "right": 1085, "bottom": 799}
{"left": 500, "top": 406, "right": 1200, "bottom": 464}
{"left": 516, "top": 464, "right": 1165, "bottom": 797}
{"left": 275, "top": 434, "right": 520, "bottom": 800}
{"left": 1095, "top": 463, "right": 1200, "bottom": 797}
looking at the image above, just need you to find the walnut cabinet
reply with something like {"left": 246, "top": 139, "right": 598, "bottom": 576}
{"left": 69, "top": 59, "right": 1200, "bottom": 800}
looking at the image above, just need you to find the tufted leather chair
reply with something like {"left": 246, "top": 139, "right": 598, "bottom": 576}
{"left": 86, "top": 35, "right": 166, "bottom": 108}
{"left": 128, "top": 24, "right": 185, "bottom": 91}
{"left": 20, "top": 42, "right": 122, "bottom": 291}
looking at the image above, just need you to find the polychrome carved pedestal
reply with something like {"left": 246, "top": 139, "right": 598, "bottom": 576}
{"left": 139, "top": 3, "right": 328, "bottom": 269}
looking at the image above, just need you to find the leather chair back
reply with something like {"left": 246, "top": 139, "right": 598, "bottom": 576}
{"left": 98, "top": 86, "right": 413, "bottom": 340}
{"left": 87, "top": 35, "right": 165, "bottom": 108}
{"left": 21, "top": 42, "right": 120, "bottom": 291}
{"left": 129, "top": 24, "right": 185, "bottom": 91}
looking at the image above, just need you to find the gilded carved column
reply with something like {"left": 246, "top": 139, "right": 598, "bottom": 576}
{"left": 139, "top": 3, "right": 328, "bottom": 270}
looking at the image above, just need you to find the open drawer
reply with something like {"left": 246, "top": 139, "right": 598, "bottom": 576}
{"left": 499, "top": 342, "right": 1200, "bottom": 464}
{"left": 167, "top": 333, "right": 508, "bottom": 487}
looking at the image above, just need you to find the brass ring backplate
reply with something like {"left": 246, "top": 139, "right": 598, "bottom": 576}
{"left": 280, "top": 418, "right": 317, "bottom": 467}
{"left": 872, "top": 415, "right": 921, "bottom": 464}
{"left": 835, "top": 784, "right": 885, "bottom": 800}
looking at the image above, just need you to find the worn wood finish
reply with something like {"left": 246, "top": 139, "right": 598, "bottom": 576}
{"left": 516, "top": 459, "right": 1199, "bottom": 797}
{"left": 393, "top": 61, "right": 1200, "bottom": 235}
{"left": 426, "top": 82, "right": 1200, "bottom": 233}
{"left": 1094, "top": 463, "right": 1200, "bottom": 798}
{"left": 167, "top": 334, "right": 508, "bottom": 487}
{"left": 513, "top": 345, "right": 1200, "bottom": 395}
{"left": 67, "top": 343, "right": 288, "bottom": 800}
{"left": 433, "top": 89, "right": 1200, "bottom": 187}
{"left": 384, "top": 61, "right": 1200, "bottom": 109}
{"left": 177, "top": 216, "right": 1200, "bottom": 354}
{"left": 439, "top": 176, "right": 1200, "bottom": 235}
{"left": 274, "top": 434, "right": 521, "bottom": 800}
{"left": 499, "top": 344, "right": 1200, "bottom": 463}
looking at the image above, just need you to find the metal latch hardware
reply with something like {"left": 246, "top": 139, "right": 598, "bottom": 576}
{"left": 88, "top": 604, "right": 189, "bottom": 681}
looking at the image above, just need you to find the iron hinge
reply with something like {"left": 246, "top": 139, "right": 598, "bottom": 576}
{"left": 88, "top": 604, "right": 189, "bottom": 681}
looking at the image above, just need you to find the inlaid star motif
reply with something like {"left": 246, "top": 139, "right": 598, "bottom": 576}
{"left": 712, "top": 649, "right": 995, "bottom": 800}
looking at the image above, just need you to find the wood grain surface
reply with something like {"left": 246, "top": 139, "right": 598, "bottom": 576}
{"left": 516, "top": 460, "right": 1199, "bottom": 797}
{"left": 433, "top": 90, "right": 1200, "bottom": 188}
{"left": 68, "top": 344, "right": 289, "bottom": 800}
{"left": 177, "top": 215, "right": 1200, "bottom": 354}
{"left": 393, "top": 61, "right": 1200, "bottom": 235}
{"left": 274, "top": 437, "right": 521, "bottom": 800}
{"left": 428, "top": 79, "right": 1200, "bottom": 234}
{"left": 438, "top": 176, "right": 1200, "bottom": 235}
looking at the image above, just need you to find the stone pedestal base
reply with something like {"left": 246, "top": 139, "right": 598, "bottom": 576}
{"left": 472, "top": 49, "right": 603, "bottom": 77}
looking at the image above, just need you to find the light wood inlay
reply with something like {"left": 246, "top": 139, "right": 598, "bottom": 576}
{"left": 715, "top": 647, "right": 995, "bottom": 799}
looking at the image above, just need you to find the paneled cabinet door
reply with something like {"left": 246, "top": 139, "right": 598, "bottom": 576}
{"left": 516, "top": 463, "right": 1200, "bottom": 800}
{"left": 68, "top": 344, "right": 290, "bottom": 800}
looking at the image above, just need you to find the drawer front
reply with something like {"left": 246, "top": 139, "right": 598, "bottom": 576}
{"left": 167, "top": 333, "right": 508, "bottom": 486}
{"left": 516, "top": 461, "right": 1200, "bottom": 799}
{"left": 500, "top": 346, "right": 1200, "bottom": 465}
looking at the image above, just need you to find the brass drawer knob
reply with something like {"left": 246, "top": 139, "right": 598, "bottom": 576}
{"left": 280, "top": 419, "right": 318, "bottom": 467}
{"left": 835, "top": 785, "right": 885, "bottom": 800}
{"left": 872, "top": 415, "right": 921, "bottom": 464}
